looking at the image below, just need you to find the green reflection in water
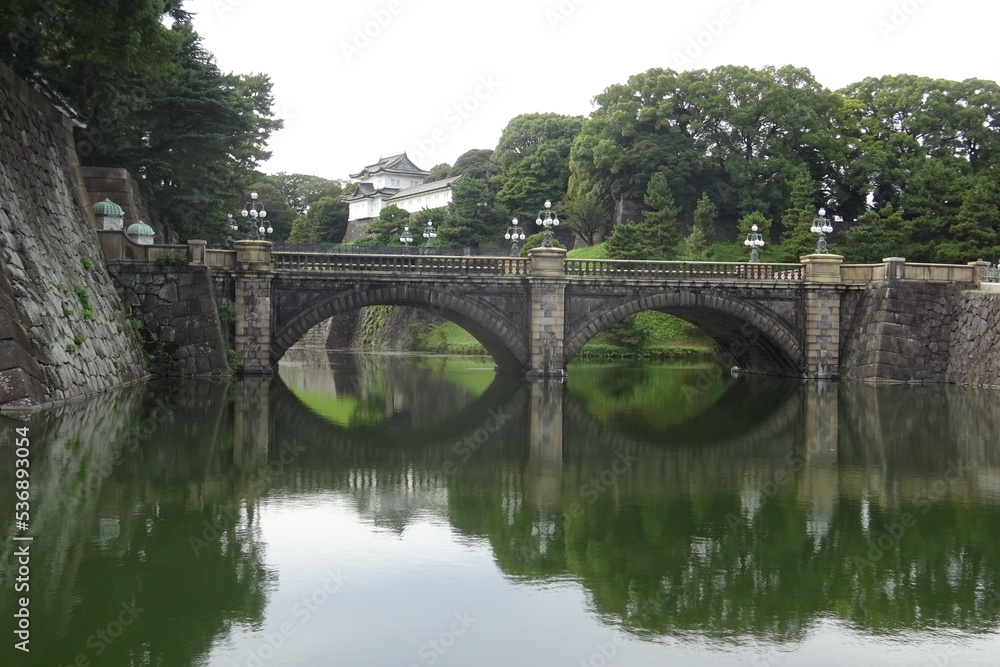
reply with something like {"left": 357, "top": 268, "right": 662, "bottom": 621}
{"left": 3, "top": 363, "right": 1000, "bottom": 666}
{"left": 278, "top": 351, "right": 495, "bottom": 428}
{"left": 566, "top": 361, "right": 733, "bottom": 435}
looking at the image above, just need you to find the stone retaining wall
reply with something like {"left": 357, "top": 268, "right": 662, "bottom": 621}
{"left": 107, "top": 266, "right": 230, "bottom": 376}
{"left": 947, "top": 290, "right": 1000, "bottom": 387}
{"left": 841, "top": 281, "right": 1000, "bottom": 387}
{"left": 0, "top": 61, "right": 147, "bottom": 409}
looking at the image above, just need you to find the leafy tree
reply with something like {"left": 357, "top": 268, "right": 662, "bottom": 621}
{"left": 0, "top": 0, "right": 189, "bottom": 115}
{"left": 449, "top": 149, "right": 495, "bottom": 181}
{"left": 440, "top": 177, "right": 508, "bottom": 247}
{"left": 603, "top": 173, "right": 682, "bottom": 261}
{"left": 309, "top": 196, "right": 350, "bottom": 243}
{"left": 837, "top": 74, "right": 1000, "bottom": 212}
{"left": 425, "top": 163, "right": 452, "bottom": 183}
{"left": 494, "top": 113, "right": 584, "bottom": 172}
{"left": 896, "top": 158, "right": 965, "bottom": 261}
{"left": 288, "top": 214, "right": 318, "bottom": 243}
{"left": 569, "top": 68, "right": 708, "bottom": 210}
{"left": 363, "top": 205, "right": 411, "bottom": 245}
{"left": 1, "top": 6, "right": 281, "bottom": 243}
{"left": 561, "top": 186, "right": 609, "bottom": 246}
{"left": 286, "top": 196, "right": 348, "bottom": 244}
{"left": 269, "top": 173, "right": 343, "bottom": 215}
{"left": 494, "top": 114, "right": 584, "bottom": 217}
{"left": 685, "top": 65, "right": 845, "bottom": 222}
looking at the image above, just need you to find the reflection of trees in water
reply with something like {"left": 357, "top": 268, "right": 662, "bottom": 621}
{"left": 6, "top": 367, "right": 1000, "bottom": 659}
{"left": 0, "top": 380, "right": 272, "bottom": 667}
{"left": 442, "top": 381, "right": 1000, "bottom": 641}
{"left": 278, "top": 350, "right": 496, "bottom": 430}
{"left": 565, "top": 363, "right": 738, "bottom": 438}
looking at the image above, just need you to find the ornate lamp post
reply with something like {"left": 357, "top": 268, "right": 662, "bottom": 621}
{"left": 505, "top": 217, "right": 525, "bottom": 257}
{"left": 400, "top": 225, "right": 414, "bottom": 253}
{"left": 422, "top": 220, "right": 437, "bottom": 253}
{"left": 810, "top": 208, "right": 833, "bottom": 254}
{"left": 230, "top": 191, "right": 272, "bottom": 240}
{"left": 744, "top": 223, "right": 765, "bottom": 263}
{"left": 534, "top": 200, "right": 560, "bottom": 248}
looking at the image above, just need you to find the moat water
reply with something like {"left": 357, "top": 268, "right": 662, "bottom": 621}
{"left": 2, "top": 351, "right": 1000, "bottom": 666}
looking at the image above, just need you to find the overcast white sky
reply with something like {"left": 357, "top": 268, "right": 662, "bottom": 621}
{"left": 185, "top": 0, "right": 1000, "bottom": 182}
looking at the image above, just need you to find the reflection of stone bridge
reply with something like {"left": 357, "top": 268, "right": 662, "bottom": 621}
{"left": 239, "top": 373, "right": 822, "bottom": 480}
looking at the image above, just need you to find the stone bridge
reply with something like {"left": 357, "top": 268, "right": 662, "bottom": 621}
{"left": 97, "top": 232, "right": 998, "bottom": 383}
{"left": 209, "top": 242, "right": 992, "bottom": 380}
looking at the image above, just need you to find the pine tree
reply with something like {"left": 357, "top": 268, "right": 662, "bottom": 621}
{"left": 440, "top": 177, "right": 508, "bottom": 247}
{"left": 643, "top": 173, "right": 682, "bottom": 258}
{"left": 364, "top": 205, "right": 411, "bottom": 245}
{"left": 950, "top": 179, "right": 999, "bottom": 254}
{"left": 779, "top": 172, "right": 821, "bottom": 260}
{"left": 693, "top": 193, "right": 717, "bottom": 244}
{"left": 682, "top": 225, "right": 711, "bottom": 260}
{"left": 605, "top": 221, "right": 653, "bottom": 260}
{"left": 838, "top": 205, "right": 906, "bottom": 263}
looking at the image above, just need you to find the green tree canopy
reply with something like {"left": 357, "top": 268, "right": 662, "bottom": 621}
{"left": 449, "top": 149, "right": 496, "bottom": 181}
{"left": 494, "top": 113, "right": 584, "bottom": 217}
{"left": 425, "top": 163, "right": 452, "bottom": 183}
{"left": 268, "top": 173, "right": 343, "bottom": 215}
{"left": 561, "top": 186, "right": 610, "bottom": 247}
{"left": 1, "top": 4, "right": 281, "bottom": 243}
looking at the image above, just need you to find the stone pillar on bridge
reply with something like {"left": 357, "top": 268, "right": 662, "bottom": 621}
{"left": 234, "top": 240, "right": 274, "bottom": 375}
{"left": 527, "top": 247, "right": 569, "bottom": 379}
{"left": 801, "top": 254, "right": 843, "bottom": 379}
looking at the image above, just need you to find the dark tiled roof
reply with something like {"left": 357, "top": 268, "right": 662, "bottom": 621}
{"left": 341, "top": 184, "right": 400, "bottom": 202}
{"left": 385, "top": 175, "right": 462, "bottom": 201}
{"left": 349, "top": 152, "right": 429, "bottom": 179}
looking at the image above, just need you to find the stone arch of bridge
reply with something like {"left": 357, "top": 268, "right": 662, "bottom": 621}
{"left": 271, "top": 284, "right": 529, "bottom": 371}
{"left": 564, "top": 290, "right": 804, "bottom": 375}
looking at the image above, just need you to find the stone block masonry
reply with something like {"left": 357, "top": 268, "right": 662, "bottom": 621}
{"left": 947, "top": 290, "right": 1000, "bottom": 387}
{"left": 107, "top": 266, "right": 230, "bottom": 377}
{"left": 840, "top": 281, "right": 1000, "bottom": 388}
{"left": 0, "top": 61, "right": 147, "bottom": 410}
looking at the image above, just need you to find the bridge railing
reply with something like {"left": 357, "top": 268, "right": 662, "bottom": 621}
{"left": 565, "top": 259, "right": 804, "bottom": 281}
{"left": 272, "top": 252, "right": 530, "bottom": 276}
